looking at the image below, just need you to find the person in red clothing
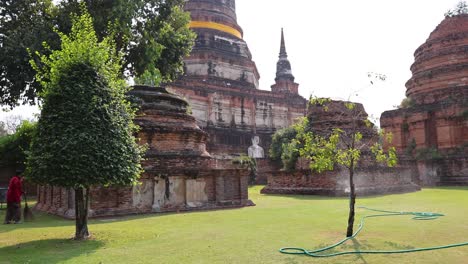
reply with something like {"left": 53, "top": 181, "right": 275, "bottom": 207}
{"left": 4, "top": 170, "right": 24, "bottom": 224}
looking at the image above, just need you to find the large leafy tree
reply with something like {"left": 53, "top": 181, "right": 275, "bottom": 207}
{"left": 280, "top": 98, "right": 397, "bottom": 237}
{"left": 0, "top": 0, "right": 195, "bottom": 108}
{"left": 57, "top": 0, "right": 195, "bottom": 83}
{"left": 0, "top": 0, "right": 58, "bottom": 107}
{"left": 26, "top": 10, "right": 144, "bottom": 240}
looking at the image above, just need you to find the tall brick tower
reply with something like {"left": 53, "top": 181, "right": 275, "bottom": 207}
{"left": 168, "top": 0, "right": 307, "bottom": 157}
{"left": 183, "top": 0, "right": 260, "bottom": 88}
{"left": 271, "top": 29, "right": 299, "bottom": 94}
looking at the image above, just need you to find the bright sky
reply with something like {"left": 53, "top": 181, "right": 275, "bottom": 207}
{"left": 1, "top": 0, "right": 461, "bottom": 124}
{"left": 237, "top": 0, "right": 460, "bottom": 122}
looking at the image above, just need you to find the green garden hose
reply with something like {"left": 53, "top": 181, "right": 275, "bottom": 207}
{"left": 280, "top": 207, "right": 468, "bottom": 258}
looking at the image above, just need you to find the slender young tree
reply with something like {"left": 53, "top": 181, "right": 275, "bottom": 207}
{"left": 26, "top": 9, "right": 144, "bottom": 240}
{"left": 282, "top": 98, "right": 397, "bottom": 237}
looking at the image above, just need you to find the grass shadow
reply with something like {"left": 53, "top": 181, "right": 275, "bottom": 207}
{"left": 253, "top": 185, "right": 413, "bottom": 201}
{"left": 350, "top": 238, "right": 369, "bottom": 264}
{"left": 383, "top": 241, "right": 415, "bottom": 250}
{"left": 0, "top": 238, "right": 105, "bottom": 264}
{"left": 257, "top": 186, "right": 468, "bottom": 202}
{"left": 0, "top": 210, "right": 75, "bottom": 233}
{"left": 90, "top": 203, "right": 262, "bottom": 224}
{"left": 259, "top": 193, "right": 349, "bottom": 201}
{"left": 1, "top": 204, "right": 254, "bottom": 232}
{"left": 257, "top": 192, "right": 403, "bottom": 202}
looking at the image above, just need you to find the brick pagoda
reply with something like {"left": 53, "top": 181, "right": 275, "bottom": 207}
{"left": 35, "top": 86, "right": 252, "bottom": 218}
{"left": 380, "top": 14, "right": 468, "bottom": 186}
{"left": 168, "top": 0, "right": 307, "bottom": 157}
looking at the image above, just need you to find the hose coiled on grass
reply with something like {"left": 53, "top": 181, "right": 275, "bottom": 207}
{"left": 279, "top": 207, "right": 468, "bottom": 257}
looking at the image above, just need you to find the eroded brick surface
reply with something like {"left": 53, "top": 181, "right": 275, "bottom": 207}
{"left": 262, "top": 101, "right": 421, "bottom": 196}
{"left": 35, "top": 86, "right": 253, "bottom": 218}
{"left": 167, "top": 1, "right": 307, "bottom": 158}
{"left": 381, "top": 15, "right": 468, "bottom": 186}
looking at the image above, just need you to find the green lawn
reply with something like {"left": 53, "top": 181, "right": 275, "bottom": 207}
{"left": 1, "top": 186, "right": 467, "bottom": 264}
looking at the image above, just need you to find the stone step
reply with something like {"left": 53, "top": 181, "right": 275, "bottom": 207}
{"left": 440, "top": 176, "right": 468, "bottom": 181}
{"left": 438, "top": 182, "right": 468, "bottom": 186}
{"left": 438, "top": 176, "right": 468, "bottom": 186}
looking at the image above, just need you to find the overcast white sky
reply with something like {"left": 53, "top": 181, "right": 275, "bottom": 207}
{"left": 1, "top": 0, "right": 461, "bottom": 124}
{"left": 237, "top": 0, "right": 460, "bottom": 122}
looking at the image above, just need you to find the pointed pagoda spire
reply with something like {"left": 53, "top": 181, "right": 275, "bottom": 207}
{"left": 280, "top": 28, "right": 287, "bottom": 58}
{"left": 275, "top": 28, "right": 294, "bottom": 82}
{"left": 271, "top": 28, "right": 299, "bottom": 94}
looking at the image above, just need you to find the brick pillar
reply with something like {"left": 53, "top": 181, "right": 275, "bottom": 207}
{"left": 44, "top": 186, "right": 53, "bottom": 211}
{"left": 35, "top": 186, "right": 44, "bottom": 210}
{"left": 215, "top": 174, "right": 225, "bottom": 204}
{"left": 51, "top": 187, "right": 62, "bottom": 213}
{"left": 57, "top": 187, "right": 68, "bottom": 216}
{"left": 239, "top": 173, "right": 249, "bottom": 201}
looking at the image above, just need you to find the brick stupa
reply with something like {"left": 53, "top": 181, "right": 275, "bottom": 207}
{"left": 262, "top": 101, "right": 420, "bottom": 196}
{"left": 381, "top": 14, "right": 468, "bottom": 186}
{"left": 35, "top": 86, "right": 252, "bottom": 218}
{"left": 168, "top": 0, "right": 307, "bottom": 157}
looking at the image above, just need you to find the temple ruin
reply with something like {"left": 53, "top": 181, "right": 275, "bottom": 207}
{"left": 168, "top": 0, "right": 307, "bottom": 158}
{"left": 34, "top": 1, "right": 467, "bottom": 217}
{"left": 381, "top": 14, "right": 468, "bottom": 186}
{"left": 261, "top": 100, "right": 420, "bottom": 196}
{"left": 35, "top": 86, "right": 253, "bottom": 218}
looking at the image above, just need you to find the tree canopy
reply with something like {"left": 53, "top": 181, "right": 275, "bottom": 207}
{"left": 26, "top": 9, "right": 146, "bottom": 239}
{"left": 0, "top": 0, "right": 58, "bottom": 107}
{"left": 26, "top": 9, "right": 144, "bottom": 189}
{"left": 0, "top": 0, "right": 195, "bottom": 108}
{"left": 269, "top": 123, "right": 305, "bottom": 171}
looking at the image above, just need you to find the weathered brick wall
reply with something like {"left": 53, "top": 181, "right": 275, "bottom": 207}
{"left": 256, "top": 159, "right": 282, "bottom": 184}
{"left": 381, "top": 91, "right": 467, "bottom": 152}
{"left": 262, "top": 171, "right": 337, "bottom": 194}
{"left": 262, "top": 164, "right": 420, "bottom": 197}
{"left": 415, "top": 151, "right": 468, "bottom": 186}
{"left": 35, "top": 168, "right": 252, "bottom": 219}
{"left": 169, "top": 79, "right": 307, "bottom": 156}
{"left": 89, "top": 186, "right": 134, "bottom": 216}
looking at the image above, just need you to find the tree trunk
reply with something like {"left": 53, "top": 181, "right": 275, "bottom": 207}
{"left": 74, "top": 187, "right": 90, "bottom": 240}
{"left": 346, "top": 167, "right": 356, "bottom": 237}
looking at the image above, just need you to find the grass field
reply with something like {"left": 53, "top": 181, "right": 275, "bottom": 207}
{"left": 1, "top": 186, "right": 467, "bottom": 264}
